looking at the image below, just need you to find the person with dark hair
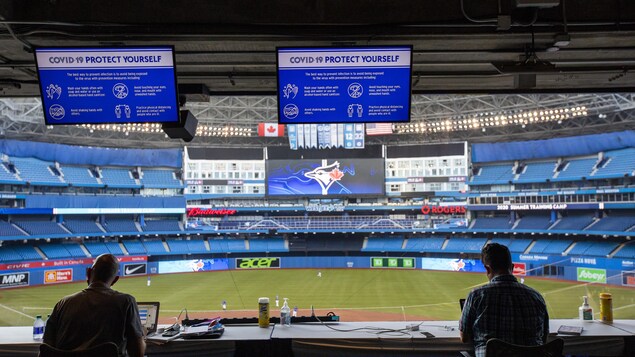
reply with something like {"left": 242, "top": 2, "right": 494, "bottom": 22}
{"left": 43, "top": 254, "right": 145, "bottom": 357}
{"left": 459, "top": 243, "right": 549, "bottom": 357}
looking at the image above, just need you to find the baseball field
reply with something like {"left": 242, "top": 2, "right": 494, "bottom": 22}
{"left": 1, "top": 269, "right": 634, "bottom": 326}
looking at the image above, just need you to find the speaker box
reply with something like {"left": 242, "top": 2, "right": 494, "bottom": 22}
{"left": 162, "top": 110, "right": 198, "bottom": 142}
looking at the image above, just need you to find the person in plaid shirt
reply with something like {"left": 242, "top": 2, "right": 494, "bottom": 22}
{"left": 459, "top": 243, "right": 549, "bottom": 357}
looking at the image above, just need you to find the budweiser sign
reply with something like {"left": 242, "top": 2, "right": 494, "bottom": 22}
{"left": 187, "top": 208, "right": 237, "bottom": 217}
{"left": 421, "top": 205, "right": 466, "bottom": 215}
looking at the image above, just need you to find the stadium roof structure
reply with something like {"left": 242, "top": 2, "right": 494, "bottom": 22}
{"left": 0, "top": 1, "right": 634, "bottom": 148}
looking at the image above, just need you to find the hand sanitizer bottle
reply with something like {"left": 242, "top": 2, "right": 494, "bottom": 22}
{"left": 280, "top": 298, "right": 291, "bottom": 327}
{"left": 579, "top": 296, "right": 593, "bottom": 321}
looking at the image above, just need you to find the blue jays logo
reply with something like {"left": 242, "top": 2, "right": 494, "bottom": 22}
{"left": 304, "top": 161, "right": 345, "bottom": 195}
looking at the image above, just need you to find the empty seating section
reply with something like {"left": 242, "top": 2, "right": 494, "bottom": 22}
{"left": 589, "top": 214, "right": 635, "bottom": 232}
{"left": 63, "top": 218, "right": 102, "bottom": 234}
{"left": 515, "top": 216, "right": 552, "bottom": 230}
{"left": 167, "top": 239, "right": 190, "bottom": 254}
{"left": 143, "top": 220, "right": 182, "bottom": 232}
{"left": 364, "top": 237, "right": 404, "bottom": 251}
{"left": 248, "top": 238, "right": 287, "bottom": 252}
{"left": 593, "top": 148, "right": 635, "bottom": 179}
{"left": 11, "top": 157, "right": 64, "bottom": 186}
{"left": 472, "top": 217, "right": 512, "bottom": 230}
{"left": 444, "top": 238, "right": 487, "bottom": 253}
{"left": 404, "top": 237, "right": 445, "bottom": 252}
{"left": 0, "top": 221, "right": 26, "bottom": 236}
{"left": 553, "top": 158, "right": 596, "bottom": 182}
{"left": 142, "top": 239, "right": 168, "bottom": 255}
{"left": 13, "top": 219, "right": 68, "bottom": 235}
{"left": 83, "top": 242, "right": 110, "bottom": 256}
{"left": 11, "top": 245, "right": 42, "bottom": 260}
{"left": 568, "top": 241, "right": 618, "bottom": 257}
{"left": 529, "top": 240, "right": 573, "bottom": 254}
{"left": 39, "top": 244, "right": 71, "bottom": 259}
{"left": 304, "top": 237, "right": 364, "bottom": 251}
{"left": 100, "top": 168, "right": 139, "bottom": 188}
{"left": 0, "top": 163, "right": 21, "bottom": 184}
{"left": 141, "top": 170, "right": 182, "bottom": 188}
{"left": 613, "top": 243, "right": 635, "bottom": 259}
{"left": 104, "top": 218, "right": 138, "bottom": 233}
{"left": 209, "top": 239, "right": 231, "bottom": 253}
{"left": 508, "top": 239, "right": 533, "bottom": 253}
{"left": 60, "top": 166, "right": 101, "bottom": 187}
{"left": 227, "top": 239, "right": 248, "bottom": 252}
{"left": 185, "top": 239, "right": 208, "bottom": 254}
{"left": 470, "top": 164, "right": 514, "bottom": 185}
{"left": 515, "top": 161, "right": 556, "bottom": 183}
{"left": 104, "top": 241, "right": 124, "bottom": 255}
{"left": 62, "top": 243, "right": 87, "bottom": 258}
{"left": 0, "top": 246, "right": 25, "bottom": 261}
{"left": 551, "top": 214, "right": 595, "bottom": 231}
{"left": 123, "top": 240, "right": 146, "bottom": 255}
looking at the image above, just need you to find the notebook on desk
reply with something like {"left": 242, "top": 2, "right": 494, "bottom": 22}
{"left": 137, "top": 301, "right": 160, "bottom": 337}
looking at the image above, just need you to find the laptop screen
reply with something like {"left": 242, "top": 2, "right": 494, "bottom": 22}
{"left": 137, "top": 301, "right": 160, "bottom": 335}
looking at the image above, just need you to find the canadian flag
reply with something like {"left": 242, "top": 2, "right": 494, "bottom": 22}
{"left": 258, "top": 123, "right": 285, "bottom": 137}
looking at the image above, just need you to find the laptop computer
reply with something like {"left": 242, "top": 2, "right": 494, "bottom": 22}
{"left": 137, "top": 301, "right": 160, "bottom": 337}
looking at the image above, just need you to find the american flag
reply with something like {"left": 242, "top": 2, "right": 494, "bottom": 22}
{"left": 365, "top": 123, "right": 393, "bottom": 135}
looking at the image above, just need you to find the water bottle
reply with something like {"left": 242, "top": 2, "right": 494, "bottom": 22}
{"left": 280, "top": 298, "right": 291, "bottom": 327}
{"left": 33, "top": 315, "right": 45, "bottom": 340}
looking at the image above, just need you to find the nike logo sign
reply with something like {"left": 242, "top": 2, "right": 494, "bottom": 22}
{"left": 125, "top": 265, "right": 145, "bottom": 275}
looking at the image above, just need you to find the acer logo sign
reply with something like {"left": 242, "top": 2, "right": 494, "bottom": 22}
{"left": 187, "top": 208, "right": 237, "bottom": 217}
{"left": 1, "top": 272, "right": 29, "bottom": 288}
{"left": 421, "top": 205, "right": 466, "bottom": 215}
{"left": 236, "top": 258, "right": 280, "bottom": 269}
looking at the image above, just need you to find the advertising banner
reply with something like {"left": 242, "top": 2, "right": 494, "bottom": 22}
{"left": 512, "top": 263, "right": 527, "bottom": 276}
{"left": 158, "top": 259, "right": 229, "bottom": 274}
{"left": 0, "top": 272, "right": 29, "bottom": 288}
{"left": 44, "top": 269, "right": 73, "bottom": 284}
{"left": 371, "top": 257, "right": 415, "bottom": 269}
{"left": 577, "top": 267, "right": 607, "bottom": 283}
{"left": 420, "top": 258, "right": 486, "bottom": 273}
{"left": 236, "top": 257, "right": 281, "bottom": 269}
{"left": 622, "top": 271, "right": 635, "bottom": 287}
{"left": 123, "top": 263, "right": 147, "bottom": 276}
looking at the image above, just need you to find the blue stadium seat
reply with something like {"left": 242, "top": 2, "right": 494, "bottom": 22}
{"left": 104, "top": 241, "right": 124, "bottom": 255}
{"left": 613, "top": 243, "right": 635, "bottom": 259}
{"left": 404, "top": 237, "right": 445, "bottom": 252}
{"left": 166, "top": 239, "right": 190, "bottom": 254}
{"left": 248, "top": 238, "right": 287, "bottom": 252}
{"left": 552, "top": 158, "right": 596, "bottom": 182}
{"left": 142, "top": 239, "right": 169, "bottom": 255}
{"left": 11, "top": 157, "right": 67, "bottom": 186}
{"left": 103, "top": 218, "right": 138, "bottom": 233}
{"left": 592, "top": 148, "right": 635, "bottom": 179}
{"left": 143, "top": 220, "right": 182, "bottom": 232}
{"left": 122, "top": 239, "right": 146, "bottom": 255}
{"left": 209, "top": 238, "right": 230, "bottom": 253}
{"left": 60, "top": 166, "right": 102, "bottom": 187}
{"left": 588, "top": 214, "right": 635, "bottom": 232}
{"left": 551, "top": 214, "right": 595, "bottom": 231}
{"left": 186, "top": 239, "right": 208, "bottom": 254}
{"left": 470, "top": 164, "right": 514, "bottom": 185}
{"left": 514, "top": 161, "right": 556, "bottom": 183}
{"left": 39, "top": 244, "right": 71, "bottom": 259}
{"left": 0, "top": 220, "right": 27, "bottom": 237}
{"left": 83, "top": 242, "right": 110, "bottom": 256}
{"left": 444, "top": 237, "right": 487, "bottom": 253}
{"left": 12, "top": 245, "right": 42, "bottom": 260}
{"left": 0, "top": 162, "right": 23, "bottom": 185}
{"left": 0, "top": 246, "right": 25, "bottom": 262}
{"left": 363, "top": 237, "right": 404, "bottom": 251}
{"left": 100, "top": 168, "right": 140, "bottom": 188}
{"left": 514, "top": 215, "right": 552, "bottom": 230}
{"left": 529, "top": 239, "right": 573, "bottom": 254}
{"left": 13, "top": 219, "right": 68, "bottom": 235}
{"left": 140, "top": 169, "right": 183, "bottom": 189}
{"left": 63, "top": 218, "right": 103, "bottom": 234}
{"left": 63, "top": 243, "right": 88, "bottom": 258}
{"left": 472, "top": 217, "right": 512, "bottom": 230}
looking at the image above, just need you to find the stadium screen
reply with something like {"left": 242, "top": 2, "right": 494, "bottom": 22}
{"left": 34, "top": 46, "right": 180, "bottom": 125}
{"left": 266, "top": 158, "right": 385, "bottom": 197}
{"left": 277, "top": 46, "right": 412, "bottom": 124}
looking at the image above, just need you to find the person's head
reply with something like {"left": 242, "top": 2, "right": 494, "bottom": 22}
{"left": 481, "top": 243, "right": 513, "bottom": 281}
{"left": 87, "top": 253, "right": 120, "bottom": 286}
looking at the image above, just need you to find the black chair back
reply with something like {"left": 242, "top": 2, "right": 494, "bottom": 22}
{"left": 39, "top": 342, "right": 119, "bottom": 357}
{"left": 485, "top": 338, "right": 564, "bottom": 357}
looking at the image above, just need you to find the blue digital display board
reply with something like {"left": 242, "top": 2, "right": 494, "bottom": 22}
{"left": 34, "top": 46, "right": 179, "bottom": 125}
{"left": 277, "top": 46, "right": 412, "bottom": 124}
{"left": 266, "top": 158, "right": 385, "bottom": 197}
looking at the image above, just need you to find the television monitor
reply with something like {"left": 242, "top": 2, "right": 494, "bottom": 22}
{"left": 277, "top": 46, "right": 412, "bottom": 124}
{"left": 34, "top": 46, "right": 180, "bottom": 125}
{"left": 266, "top": 158, "right": 385, "bottom": 197}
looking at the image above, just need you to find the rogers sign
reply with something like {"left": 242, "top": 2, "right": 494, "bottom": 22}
{"left": 421, "top": 205, "right": 466, "bottom": 215}
{"left": 187, "top": 208, "right": 237, "bottom": 217}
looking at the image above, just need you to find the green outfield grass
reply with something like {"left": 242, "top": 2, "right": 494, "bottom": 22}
{"left": 1, "top": 269, "right": 634, "bottom": 326}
